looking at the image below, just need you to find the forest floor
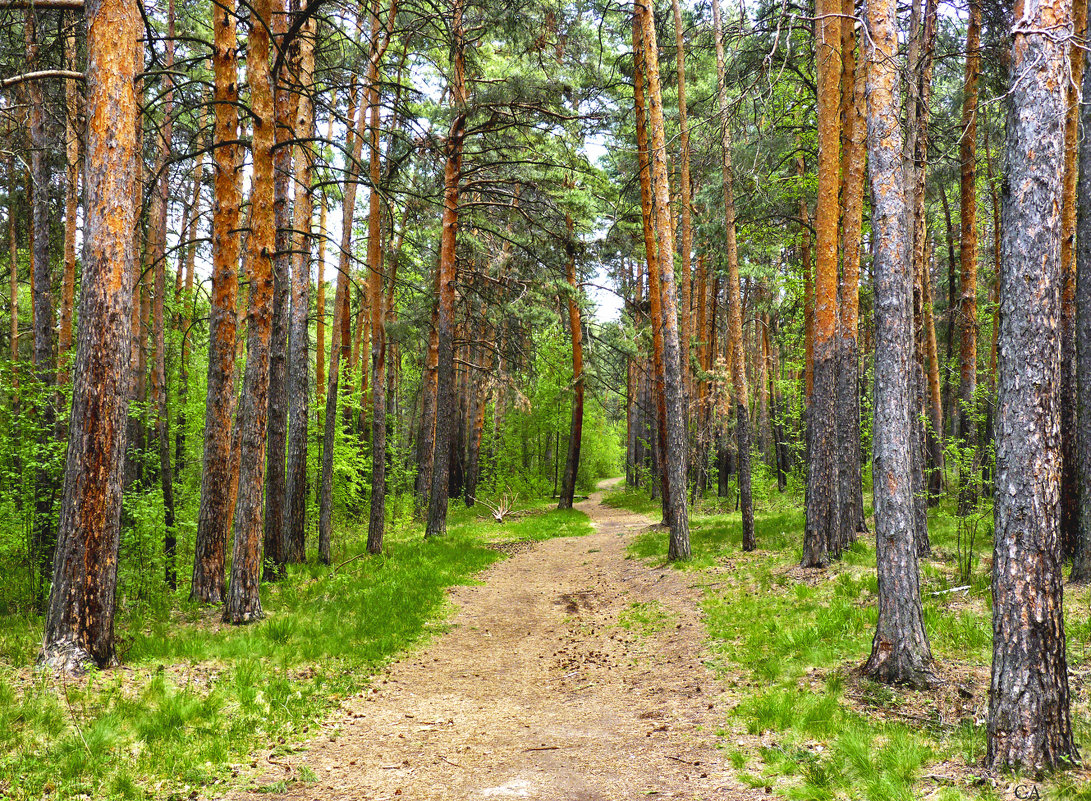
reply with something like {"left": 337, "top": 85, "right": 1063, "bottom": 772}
{"left": 232, "top": 477, "right": 761, "bottom": 801}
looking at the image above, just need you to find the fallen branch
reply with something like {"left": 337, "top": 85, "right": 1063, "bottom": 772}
{"left": 523, "top": 745, "right": 560, "bottom": 752}
{"left": 473, "top": 492, "right": 518, "bottom": 523}
{"left": 929, "top": 585, "right": 971, "bottom": 596}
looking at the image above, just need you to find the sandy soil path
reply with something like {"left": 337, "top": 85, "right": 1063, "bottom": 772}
{"left": 236, "top": 480, "right": 759, "bottom": 800}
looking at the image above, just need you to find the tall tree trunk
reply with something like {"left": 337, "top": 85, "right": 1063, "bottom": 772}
{"left": 425, "top": 0, "right": 467, "bottom": 540}
{"left": 58, "top": 16, "right": 79, "bottom": 387}
{"left": 26, "top": 9, "right": 57, "bottom": 596}
{"left": 415, "top": 303, "right": 439, "bottom": 512}
{"left": 906, "top": 0, "right": 937, "bottom": 553}
{"left": 956, "top": 0, "right": 981, "bottom": 514}
{"left": 838, "top": 0, "right": 867, "bottom": 546}
{"left": 285, "top": 5, "right": 316, "bottom": 565}
{"left": 635, "top": 0, "right": 690, "bottom": 560}
{"left": 921, "top": 241, "right": 945, "bottom": 503}
{"left": 712, "top": 0, "right": 753, "bottom": 552}
{"left": 223, "top": 0, "right": 277, "bottom": 624}
{"left": 39, "top": 0, "right": 139, "bottom": 673}
{"left": 860, "top": 0, "right": 938, "bottom": 688}
{"left": 262, "top": 0, "right": 294, "bottom": 581}
{"left": 940, "top": 183, "right": 958, "bottom": 435}
{"left": 315, "top": 98, "right": 335, "bottom": 413}
{"left": 1075, "top": 36, "right": 1091, "bottom": 584}
{"left": 988, "top": 0, "right": 1077, "bottom": 767}
{"left": 558, "top": 211, "right": 583, "bottom": 509}
{"left": 804, "top": 0, "right": 841, "bottom": 567}
{"left": 671, "top": 0, "right": 693, "bottom": 390}
{"left": 192, "top": 0, "right": 242, "bottom": 604}
{"left": 149, "top": 0, "right": 177, "bottom": 589}
{"left": 633, "top": 12, "right": 671, "bottom": 525}
{"left": 367, "top": 0, "right": 398, "bottom": 554}
{"left": 1059, "top": 0, "right": 1088, "bottom": 559}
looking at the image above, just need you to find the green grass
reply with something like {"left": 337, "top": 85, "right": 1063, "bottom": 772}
{"left": 610, "top": 477, "right": 1091, "bottom": 801}
{"left": 0, "top": 499, "right": 592, "bottom": 801}
{"left": 618, "top": 600, "right": 676, "bottom": 635}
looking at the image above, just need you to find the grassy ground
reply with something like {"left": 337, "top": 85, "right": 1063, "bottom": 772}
{"left": 608, "top": 476, "right": 1091, "bottom": 801}
{"left": 0, "top": 499, "right": 592, "bottom": 801}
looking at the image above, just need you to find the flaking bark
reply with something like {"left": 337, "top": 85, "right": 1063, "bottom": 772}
{"left": 988, "top": 0, "right": 1078, "bottom": 768}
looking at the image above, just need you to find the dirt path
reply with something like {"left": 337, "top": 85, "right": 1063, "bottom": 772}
{"left": 236, "top": 480, "right": 759, "bottom": 800}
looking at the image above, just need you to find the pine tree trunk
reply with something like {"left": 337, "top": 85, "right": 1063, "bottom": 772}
{"left": 988, "top": 0, "right": 1077, "bottom": 767}
{"left": 712, "top": 0, "right": 753, "bottom": 552}
{"left": 25, "top": 10, "right": 57, "bottom": 594}
{"left": 192, "top": 0, "right": 242, "bottom": 604}
{"left": 40, "top": 0, "right": 139, "bottom": 673}
{"left": 367, "top": 2, "right": 398, "bottom": 554}
{"left": 671, "top": 0, "right": 693, "bottom": 392}
{"left": 285, "top": 7, "right": 316, "bottom": 565}
{"left": 838, "top": 0, "right": 867, "bottom": 546}
{"left": 558, "top": 212, "right": 583, "bottom": 510}
{"left": 956, "top": 0, "right": 981, "bottom": 514}
{"left": 1059, "top": 0, "right": 1088, "bottom": 559}
{"left": 223, "top": 0, "right": 277, "bottom": 624}
{"left": 149, "top": 0, "right": 177, "bottom": 589}
{"left": 58, "top": 17, "right": 79, "bottom": 387}
{"left": 1075, "top": 37, "right": 1091, "bottom": 584}
{"left": 804, "top": 0, "right": 841, "bottom": 567}
{"left": 636, "top": 0, "right": 690, "bottom": 560}
{"left": 426, "top": 0, "right": 466, "bottom": 539}
{"left": 633, "top": 12, "right": 671, "bottom": 526}
{"left": 261, "top": 0, "right": 294, "bottom": 581}
{"left": 860, "top": 0, "right": 938, "bottom": 688}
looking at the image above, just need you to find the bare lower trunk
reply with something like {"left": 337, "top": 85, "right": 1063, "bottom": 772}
{"left": 956, "top": 0, "right": 982, "bottom": 515}
{"left": 223, "top": 0, "right": 276, "bottom": 624}
{"left": 285, "top": 10, "right": 316, "bottom": 565}
{"left": 40, "top": 0, "right": 138, "bottom": 674}
{"left": 988, "top": 0, "right": 1077, "bottom": 768}
{"left": 861, "top": 0, "right": 937, "bottom": 688}
{"left": 803, "top": 0, "right": 841, "bottom": 567}
{"left": 192, "top": 0, "right": 241, "bottom": 604}
{"left": 636, "top": 0, "right": 690, "bottom": 559}
{"left": 713, "top": 0, "right": 753, "bottom": 552}
{"left": 558, "top": 217, "right": 583, "bottom": 510}
{"left": 425, "top": 0, "right": 466, "bottom": 540}
{"left": 1074, "top": 31, "right": 1091, "bottom": 584}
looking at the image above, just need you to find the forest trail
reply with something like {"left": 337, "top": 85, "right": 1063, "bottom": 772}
{"left": 233, "top": 479, "right": 760, "bottom": 801}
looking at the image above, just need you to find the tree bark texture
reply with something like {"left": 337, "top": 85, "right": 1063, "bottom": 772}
{"left": 636, "top": 0, "right": 690, "bottom": 560}
{"left": 632, "top": 17, "right": 671, "bottom": 526}
{"left": 712, "top": 0, "right": 753, "bottom": 552}
{"left": 192, "top": 0, "right": 241, "bottom": 604}
{"left": 1059, "top": 0, "right": 1088, "bottom": 559}
{"left": 838, "top": 0, "right": 867, "bottom": 545}
{"left": 425, "top": 0, "right": 466, "bottom": 539}
{"left": 1074, "top": 30, "right": 1091, "bottom": 584}
{"left": 803, "top": 0, "right": 841, "bottom": 567}
{"left": 860, "top": 0, "right": 938, "bottom": 688}
{"left": 262, "top": 0, "right": 293, "bottom": 581}
{"left": 956, "top": 0, "right": 981, "bottom": 514}
{"left": 40, "top": 0, "right": 139, "bottom": 673}
{"left": 367, "top": 1, "right": 397, "bottom": 554}
{"left": 285, "top": 8, "right": 316, "bottom": 565}
{"left": 988, "top": 0, "right": 1077, "bottom": 769}
{"left": 558, "top": 215, "right": 583, "bottom": 510}
{"left": 223, "top": 0, "right": 277, "bottom": 624}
